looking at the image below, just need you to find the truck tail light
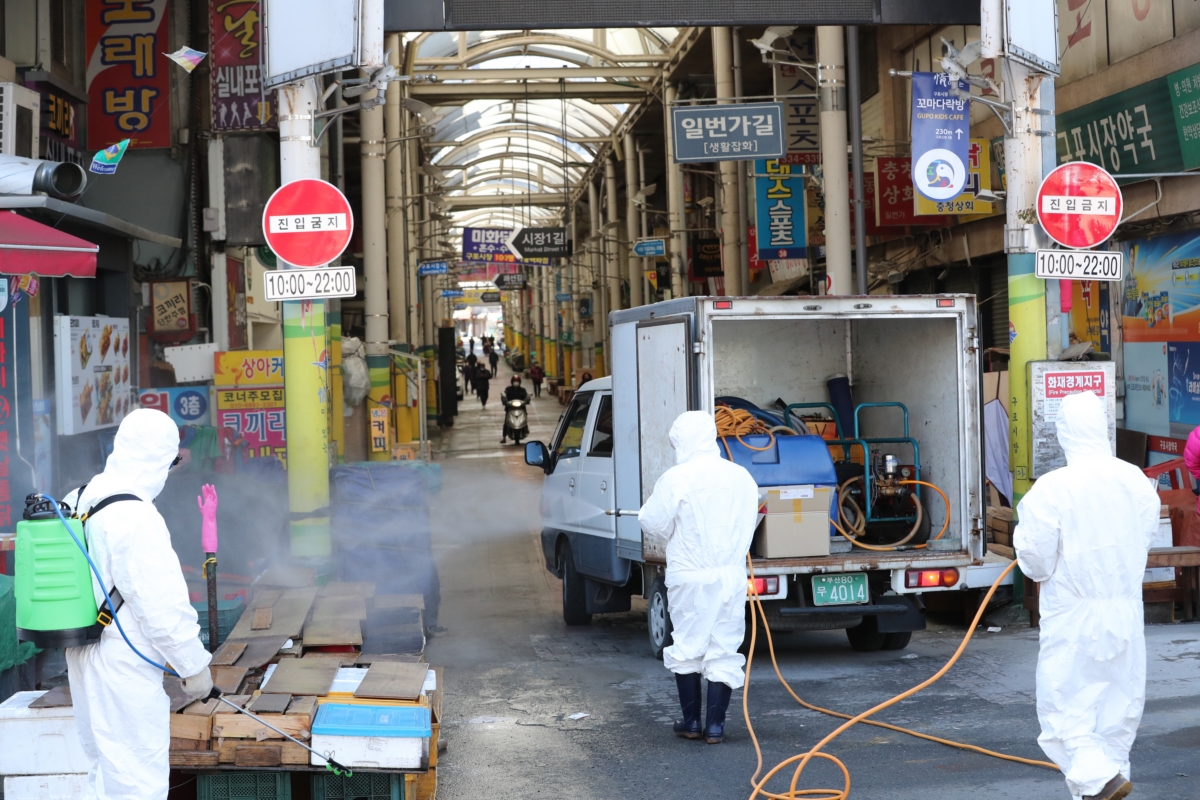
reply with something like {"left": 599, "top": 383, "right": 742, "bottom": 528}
{"left": 905, "top": 568, "right": 960, "bottom": 589}
{"left": 713, "top": 300, "right": 733, "bottom": 309}
{"left": 748, "top": 576, "right": 780, "bottom": 596}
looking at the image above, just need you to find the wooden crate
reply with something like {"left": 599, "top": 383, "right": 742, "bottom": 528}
{"left": 987, "top": 506, "right": 1014, "bottom": 545}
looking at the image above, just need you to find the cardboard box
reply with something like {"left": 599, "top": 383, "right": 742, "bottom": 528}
{"left": 755, "top": 486, "right": 832, "bottom": 558}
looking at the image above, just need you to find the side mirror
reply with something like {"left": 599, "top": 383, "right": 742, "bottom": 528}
{"left": 525, "top": 441, "right": 550, "bottom": 470}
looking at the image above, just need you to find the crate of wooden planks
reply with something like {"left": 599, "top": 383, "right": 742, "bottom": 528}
{"left": 986, "top": 506, "right": 1014, "bottom": 546}
{"left": 169, "top": 693, "right": 317, "bottom": 768}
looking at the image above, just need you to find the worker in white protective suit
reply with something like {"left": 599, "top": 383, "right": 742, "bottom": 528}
{"left": 64, "top": 409, "right": 213, "bottom": 800}
{"left": 1014, "top": 391, "right": 1159, "bottom": 800}
{"left": 639, "top": 411, "right": 759, "bottom": 744}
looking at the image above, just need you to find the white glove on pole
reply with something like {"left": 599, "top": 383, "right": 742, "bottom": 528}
{"left": 181, "top": 667, "right": 214, "bottom": 700}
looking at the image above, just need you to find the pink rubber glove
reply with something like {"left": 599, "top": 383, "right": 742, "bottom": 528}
{"left": 198, "top": 484, "right": 219, "bottom": 553}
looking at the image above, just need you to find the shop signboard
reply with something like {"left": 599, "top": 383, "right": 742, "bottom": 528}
{"left": 1168, "top": 62, "right": 1200, "bottom": 170}
{"left": 671, "top": 102, "right": 785, "bottom": 163}
{"left": 54, "top": 316, "right": 134, "bottom": 435}
{"left": 26, "top": 81, "right": 86, "bottom": 167}
{"left": 753, "top": 159, "right": 806, "bottom": 260}
{"left": 690, "top": 238, "right": 723, "bottom": 280}
{"left": 214, "top": 387, "right": 286, "bottom": 461}
{"left": 148, "top": 280, "right": 196, "bottom": 343}
{"left": 85, "top": 0, "right": 172, "bottom": 149}
{"left": 139, "top": 387, "right": 211, "bottom": 427}
{"left": 910, "top": 72, "right": 970, "bottom": 204}
{"left": 915, "top": 139, "right": 995, "bottom": 216}
{"left": 214, "top": 349, "right": 285, "bottom": 387}
{"left": 211, "top": 0, "right": 276, "bottom": 131}
{"left": 1055, "top": 75, "right": 1183, "bottom": 175}
{"left": 370, "top": 407, "right": 389, "bottom": 453}
{"left": 772, "top": 31, "right": 819, "bottom": 166}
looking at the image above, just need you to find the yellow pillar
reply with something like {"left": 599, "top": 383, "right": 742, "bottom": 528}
{"left": 283, "top": 300, "right": 331, "bottom": 558}
{"left": 329, "top": 302, "right": 344, "bottom": 462}
{"left": 392, "top": 356, "right": 413, "bottom": 444}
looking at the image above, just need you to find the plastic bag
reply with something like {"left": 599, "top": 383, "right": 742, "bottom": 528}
{"left": 342, "top": 336, "right": 370, "bottom": 410}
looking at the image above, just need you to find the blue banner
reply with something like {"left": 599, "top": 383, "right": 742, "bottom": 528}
{"left": 672, "top": 102, "right": 785, "bottom": 163}
{"left": 754, "top": 159, "right": 806, "bottom": 260}
{"left": 910, "top": 72, "right": 970, "bottom": 203}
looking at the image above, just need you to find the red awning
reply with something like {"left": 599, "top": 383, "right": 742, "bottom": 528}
{"left": 0, "top": 211, "right": 98, "bottom": 278}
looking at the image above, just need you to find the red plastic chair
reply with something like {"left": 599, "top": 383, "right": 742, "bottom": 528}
{"left": 1143, "top": 457, "right": 1195, "bottom": 491}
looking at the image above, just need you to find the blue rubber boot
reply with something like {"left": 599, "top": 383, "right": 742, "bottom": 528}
{"left": 704, "top": 681, "right": 733, "bottom": 744}
{"left": 673, "top": 673, "right": 703, "bottom": 739}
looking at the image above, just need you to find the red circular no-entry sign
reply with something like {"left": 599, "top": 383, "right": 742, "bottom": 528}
{"left": 262, "top": 179, "right": 354, "bottom": 268}
{"left": 1035, "top": 161, "right": 1123, "bottom": 250}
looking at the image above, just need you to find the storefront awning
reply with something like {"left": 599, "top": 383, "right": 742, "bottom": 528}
{"left": 0, "top": 211, "right": 98, "bottom": 278}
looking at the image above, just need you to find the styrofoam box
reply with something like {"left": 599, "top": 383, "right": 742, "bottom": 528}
{"left": 1145, "top": 519, "right": 1175, "bottom": 583}
{"left": 0, "top": 692, "right": 89, "bottom": 775}
{"left": 4, "top": 774, "right": 87, "bottom": 799}
{"left": 310, "top": 704, "right": 430, "bottom": 770}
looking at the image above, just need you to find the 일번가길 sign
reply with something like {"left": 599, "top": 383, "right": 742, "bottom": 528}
{"left": 672, "top": 102, "right": 785, "bottom": 163}
{"left": 910, "top": 72, "right": 970, "bottom": 203}
{"left": 754, "top": 159, "right": 806, "bottom": 260}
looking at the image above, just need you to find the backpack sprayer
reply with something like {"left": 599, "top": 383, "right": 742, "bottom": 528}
{"left": 14, "top": 493, "right": 353, "bottom": 777}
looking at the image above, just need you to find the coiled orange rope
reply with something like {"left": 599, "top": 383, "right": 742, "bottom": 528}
{"left": 716, "top": 406, "right": 778, "bottom": 459}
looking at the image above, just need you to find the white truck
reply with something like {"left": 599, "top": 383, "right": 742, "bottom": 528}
{"left": 525, "top": 295, "right": 1010, "bottom": 656}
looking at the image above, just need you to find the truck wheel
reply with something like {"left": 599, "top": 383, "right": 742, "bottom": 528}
{"left": 845, "top": 616, "right": 886, "bottom": 652}
{"left": 559, "top": 543, "right": 592, "bottom": 626}
{"left": 882, "top": 631, "right": 912, "bottom": 651}
{"left": 648, "top": 578, "right": 673, "bottom": 659}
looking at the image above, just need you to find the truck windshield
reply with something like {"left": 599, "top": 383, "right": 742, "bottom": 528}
{"left": 554, "top": 393, "right": 593, "bottom": 459}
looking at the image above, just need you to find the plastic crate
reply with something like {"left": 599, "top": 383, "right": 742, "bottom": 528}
{"left": 311, "top": 773, "right": 403, "bottom": 800}
{"left": 193, "top": 598, "right": 245, "bottom": 647}
{"left": 197, "top": 772, "right": 291, "bottom": 800}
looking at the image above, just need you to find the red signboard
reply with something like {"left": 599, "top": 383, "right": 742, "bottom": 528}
{"left": 85, "top": 0, "right": 173, "bottom": 150}
{"left": 210, "top": 0, "right": 276, "bottom": 131}
{"left": 876, "top": 157, "right": 945, "bottom": 227}
{"left": 262, "top": 180, "right": 354, "bottom": 268}
{"left": 1036, "top": 161, "right": 1123, "bottom": 249}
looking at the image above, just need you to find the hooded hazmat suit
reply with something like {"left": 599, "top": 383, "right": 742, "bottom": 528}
{"left": 1014, "top": 391, "right": 1159, "bottom": 798}
{"left": 638, "top": 411, "right": 759, "bottom": 689}
{"left": 64, "top": 409, "right": 212, "bottom": 800}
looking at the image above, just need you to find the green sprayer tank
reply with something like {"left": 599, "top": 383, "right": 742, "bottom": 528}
{"left": 16, "top": 495, "right": 102, "bottom": 648}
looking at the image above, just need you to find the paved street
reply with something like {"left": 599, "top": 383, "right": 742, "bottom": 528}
{"left": 426, "top": 378, "right": 1200, "bottom": 800}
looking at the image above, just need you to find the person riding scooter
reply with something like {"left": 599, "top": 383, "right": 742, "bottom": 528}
{"left": 501, "top": 376, "right": 530, "bottom": 444}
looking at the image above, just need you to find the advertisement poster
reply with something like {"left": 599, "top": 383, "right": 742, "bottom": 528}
{"left": 85, "top": 0, "right": 172, "bottom": 149}
{"left": 1125, "top": 342, "right": 1170, "bottom": 436}
{"left": 1119, "top": 231, "right": 1200, "bottom": 342}
{"left": 753, "top": 159, "right": 806, "bottom": 260}
{"left": 1167, "top": 341, "right": 1200, "bottom": 437}
{"left": 1067, "top": 280, "right": 1111, "bottom": 353}
{"left": 139, "top": 387, "right": 211, "bottom": 427}
{"left": 54, "top": 316, "right": 133, "bottom": 435}
{"left": 215, "top": 387, "right": 286, "bottom": 461}
{"left": 210, "top": 0, "right": 276, "bottom": 131}
{"left": 915, "top": 139, "right": 995, "bottom": 216}
{"left": 213, "top": 350, "right": 284, "bottom": 387}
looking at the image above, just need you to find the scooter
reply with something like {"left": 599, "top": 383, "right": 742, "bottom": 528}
{"left": 503, "top": 398, "right": 529, "bottom": 444}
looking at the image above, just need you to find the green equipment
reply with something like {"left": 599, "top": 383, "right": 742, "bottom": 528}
{"left": 15, "top": 495, "right": 103, "bottom": 648}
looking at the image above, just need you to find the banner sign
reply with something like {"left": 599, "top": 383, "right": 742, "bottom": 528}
{"left": 215, "top": 387, "right": 286, "bottom": 461}
{"left": 910, "top": 72, "right": 970, "bottom": 204}
{"left": 753, "top": 159, "right": 806, "bottom": 260}
{"left": 690, "top": 238, "right": 723, "bottom": 279}
{"left": 773, "top": 32, "right": 819, "bottom": 165}
{"left": 85, "top": 0, "right": 172, "bottom": 149}
{"left": 210, "top": 0, "right": 276, "bottom": 131}
{"left": 672, "top": 102, "right": 785, "bottom": 163}
{"left": 54, "top": 316, "right": 134, "bottom": 435}
{"left": 462, "top": 227, "right": 549, "bottom": 266}
{"left": 139, "top": 387, "right": 211, "bottom": 426}
{"left": 915, "top": 139, "right": 996, "bottom": 216}
{"left": 213, "top": 349, "right": 285, "bottom": 387}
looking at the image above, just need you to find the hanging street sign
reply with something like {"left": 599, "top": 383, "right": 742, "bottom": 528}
{"left": 671, "top": 102, "right": 785, "bottom": 163}
{"left": 555, "top": 292, "right": 572, "bottom": 302}
{"left": 262, "top": 179, "right": 354, "bottom": 268}
{"left": 480, "top": 290, "right": 502, "bottom": 303}
{"left": 1036, "top": 161, "right": 1123, "bottom": 249}
{"left": 910, "top": 72, "right": 970, "bottom": 204}
{"left": 754, "top": 159, "right": 806, "bottom": 260}
{"left": 1035, "top": 250, "right": 1124, "bottom": 282}
{"left": 494, "top": 273, "right": 527, "bottom": 290}
{"left": 507, "top": 227, "right": 572, "bottom": 259}
{"left": 263, "top": 266, "right": 357, "bottom": 301}
{"left": 440, "top": 288, "right": 464, "bottom": 298}
{"left": 633, "top": 238, "right": 667, "bottom": 258}
{"left": 418, "top": 260, "right": 449, "bottom": 276}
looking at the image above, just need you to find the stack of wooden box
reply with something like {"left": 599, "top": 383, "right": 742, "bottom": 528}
{"left": 986, "top": 506, "right": 1014, "bottom": 546}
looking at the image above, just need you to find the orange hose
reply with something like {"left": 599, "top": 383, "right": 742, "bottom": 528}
{"left": 717, "top": 406, "right": 777, "bottom": 460}
{"left": 742, "top": 557, "right": 1056, "bottom": 800}
{"left": 835, "top": 478, "right": 952, "bottom": 551}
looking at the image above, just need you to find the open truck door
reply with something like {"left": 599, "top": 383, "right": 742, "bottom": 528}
{"left": 612, "top": 316, "right": 693, "bottom": 563}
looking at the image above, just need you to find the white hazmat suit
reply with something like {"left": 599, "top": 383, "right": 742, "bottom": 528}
{"left": 1014, "top": 391, "right": 1159, "bottom": 798}
{"left": 65, "top": 409, "right": 212, "bottom": 800}
{"left": 639, "top": 411, "right": 759, "bottom": 689}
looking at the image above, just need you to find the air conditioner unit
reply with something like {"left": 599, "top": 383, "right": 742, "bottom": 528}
{"left": 0, "top": 83, "right": 40, "bottom": 158}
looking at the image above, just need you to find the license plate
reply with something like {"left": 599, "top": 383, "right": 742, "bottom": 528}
{"left": 812, "top": 573, "right": 869, "bottom": 606}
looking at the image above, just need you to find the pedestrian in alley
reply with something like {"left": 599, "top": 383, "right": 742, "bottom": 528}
{"left": 489, "top": 347, "right": 500, "bottom": 376}
{"left": 530, "top": 361, "right": 545, "bottom": 398}
{"left": 469, "top": 337, "right": 475, "bottom": 355}
{"left": 1014, "top": 391, "right": 1160, "bottom": 800}
{"left": 638, "top": 411, "right": 758, "bottom": 745}
{"left": 474, "top": 366, "right": 491, "bottom": 407}
{"left": 465, "top": 350, "right": 478, "bottom": 395}
{"left": 579, "top": 371, "right": 593, "bottom": 387}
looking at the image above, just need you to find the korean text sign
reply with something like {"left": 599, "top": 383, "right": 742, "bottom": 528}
{"left": 773, "top": 32, "right": 819, "bottom": 165}
{"left": 672, "top": 103, "right": 784, "bottom": 163}
{"left": 139, "top": 387, "right": 211, "bottom": 426}
{"left": 216, "top": 388, "right": 286, "bottom": 462}
{"left": 910, "top": 73, "right": 970, "bottom": 203}
{"left": 211, "top": 0, "right": 276, "bottom": 131}
{"left": 86, "top": 0, "right": 172, "bottom": 149}
{"left": 461, "top": 227, "right": 549, "bottom": 266}
{"left": 213, "top": 349, "right": 285, "bottom": 387}
{"left": 753, "top": 160, "right": 806, "bottom": 259}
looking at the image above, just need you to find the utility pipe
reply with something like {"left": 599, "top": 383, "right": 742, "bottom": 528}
{"left": 624, "top": 133, "right": 643, "bottom": 307}
{"left": 360, "top": 79, "right": 390, "bottom": 460}
{"left": 846, "top": 26, "right": 868, "bottom": 295}
{"left": 384, "top": 36, "right": 410, "bottom": 346}
{"left": 589, "top": 179, "right": 606, "bottom": 374}
{"left": 818, "top": 26, "right": 851, "bottom": 296}
{"left": 664, "top": 82, "right": 687, "bottom": 299}
{"left": 713, "top": 27, "right": 742, "bottom": 296}
{"left": 605, "top": 157, "right": 623, "bottom": 311}
{"left": 733, "top": 27, "right": 751, "bottom": 295}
